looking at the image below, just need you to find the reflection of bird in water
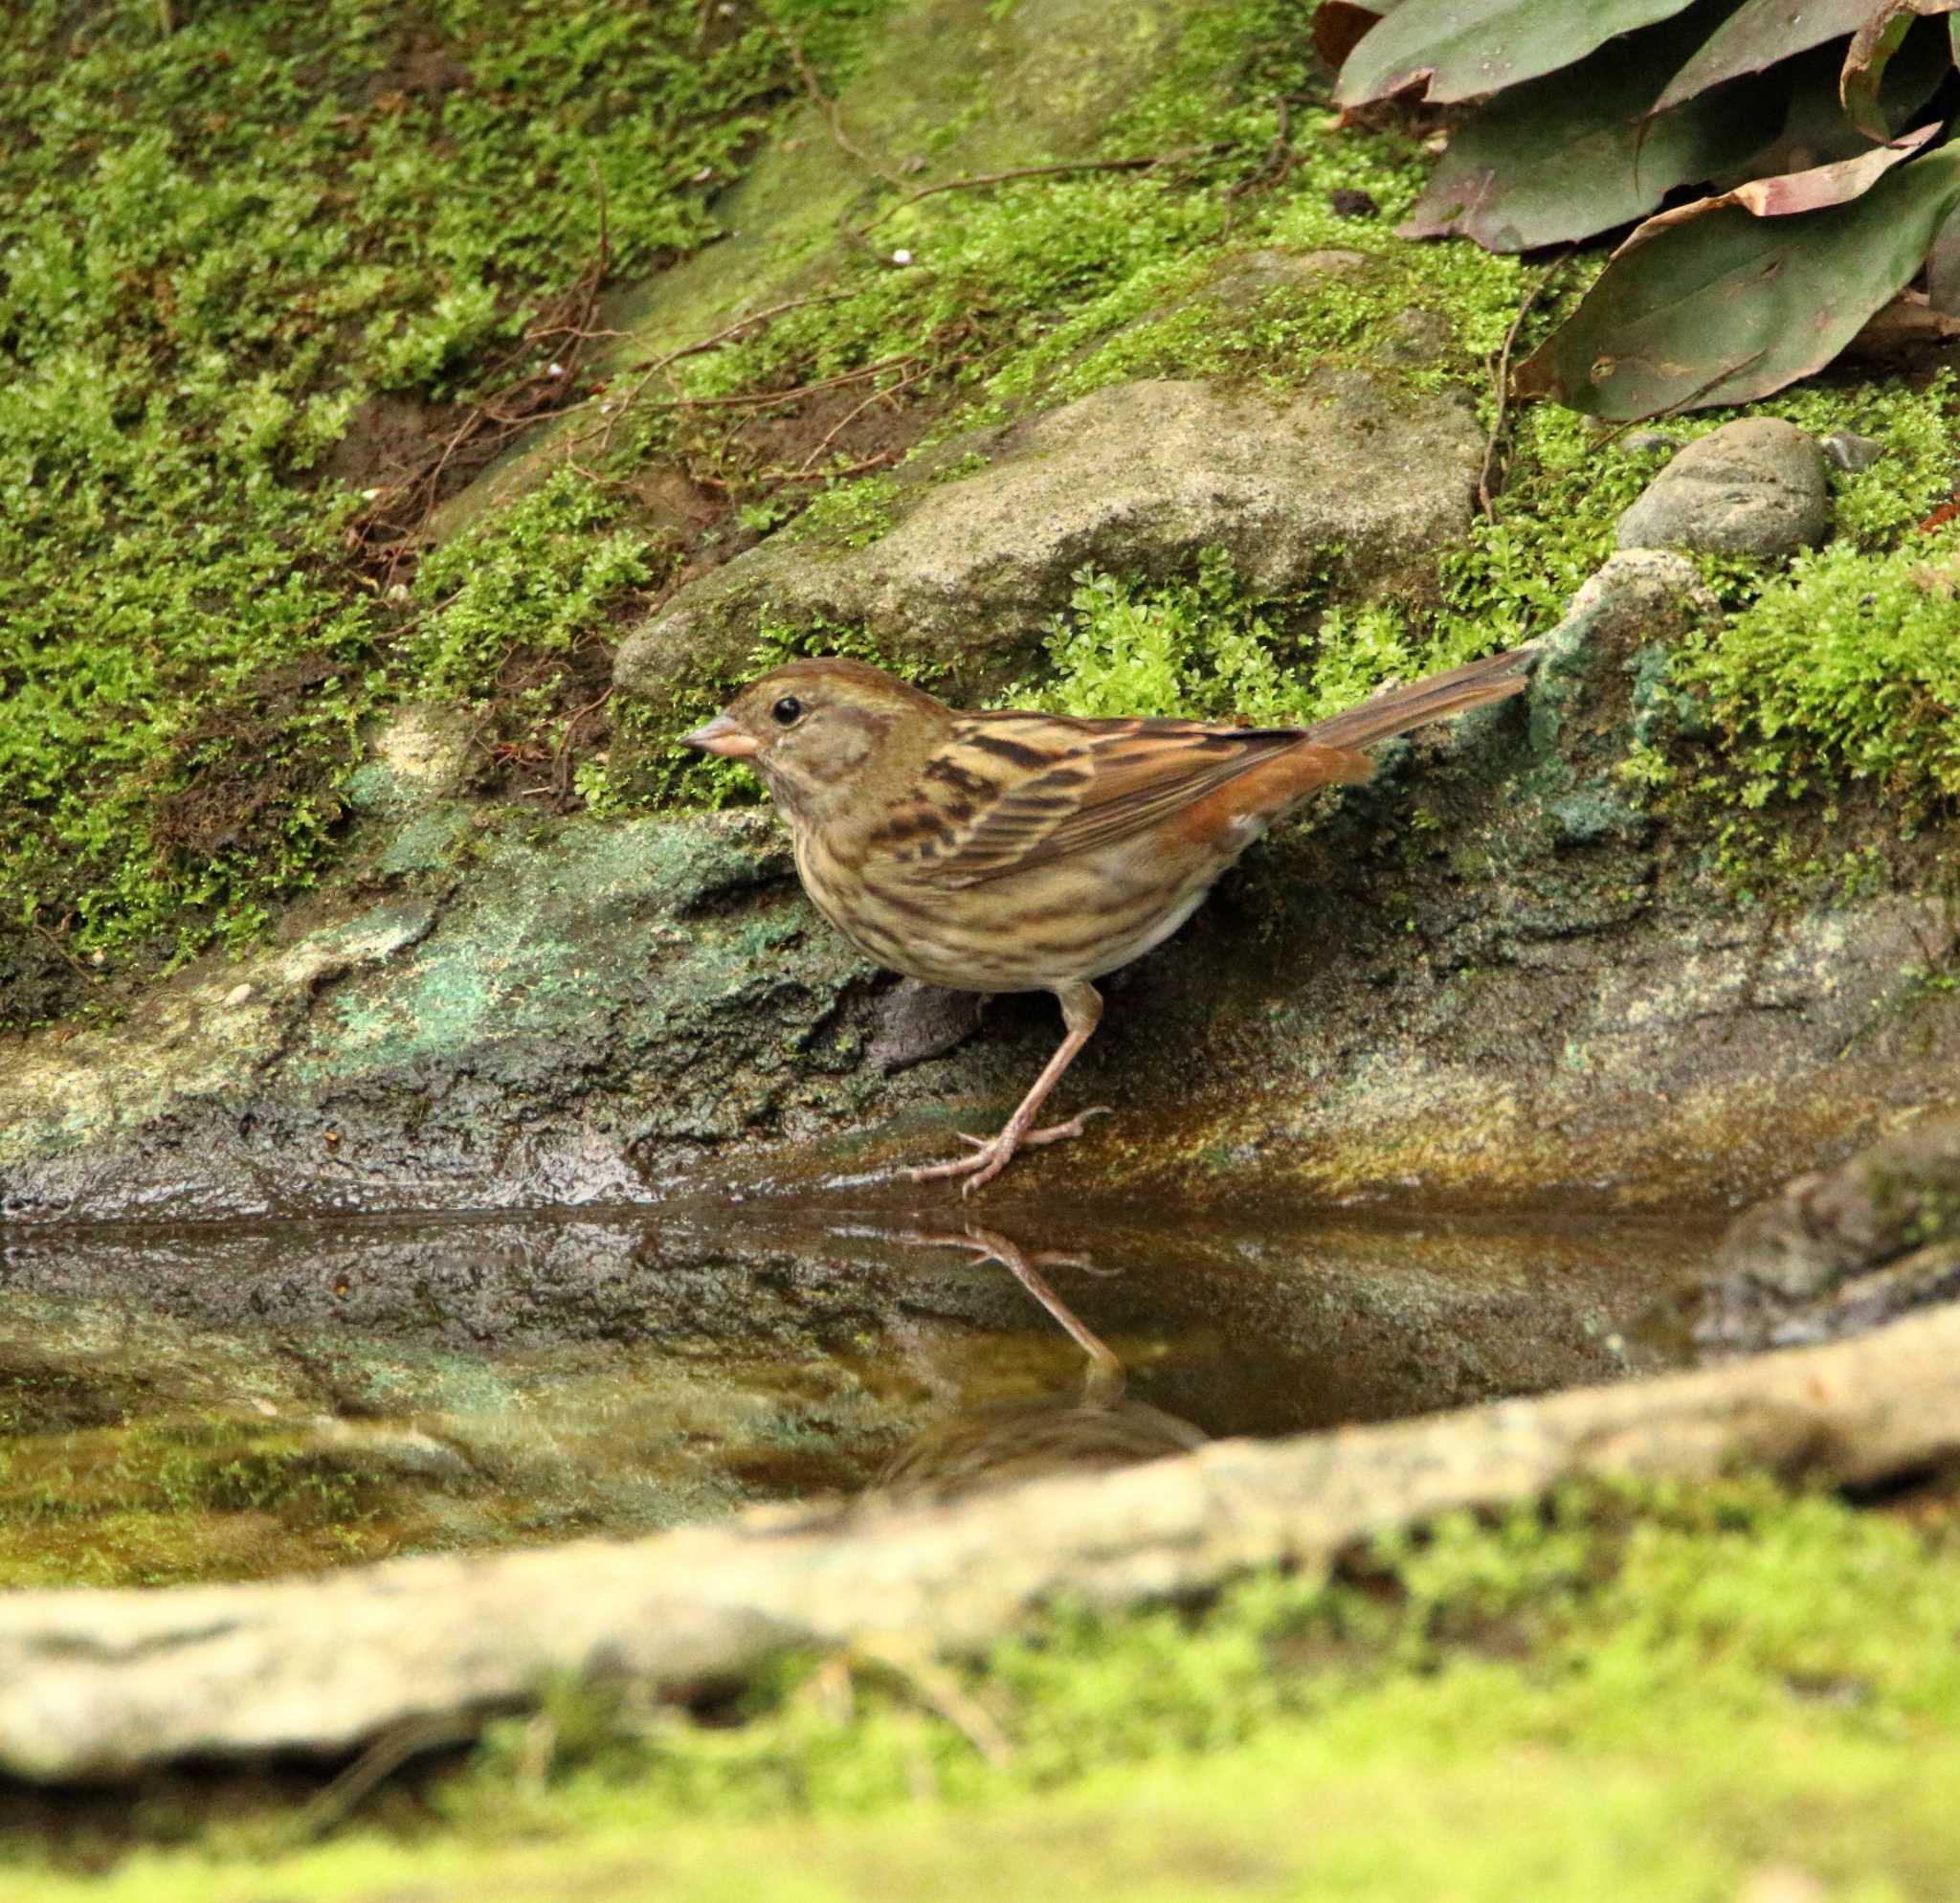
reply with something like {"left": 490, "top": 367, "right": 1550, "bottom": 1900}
{"left": 864, "top": 1226, "right": 1206, "bottom": 1504}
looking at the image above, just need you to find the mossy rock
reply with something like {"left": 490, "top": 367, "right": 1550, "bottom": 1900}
{"left": 613, "top": 367, "right": 1484, "bottom": 708}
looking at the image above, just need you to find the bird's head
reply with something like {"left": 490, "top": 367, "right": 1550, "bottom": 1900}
{"left": 680, "top": 656, "right": 948, "bottom": 824}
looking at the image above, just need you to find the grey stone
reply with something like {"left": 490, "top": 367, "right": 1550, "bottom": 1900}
{"left": 1820, "top": 430, "right": 1884, "bottom": 474}
{"left": 1617, "top": 430, "right": 1681, "bottom": 455}
{"left": 1699, "top": 1115, "right": 1960, "bottom": 1353}
{"left": 866, "top": 979, "right": 986, "bottom": 1075}
{"left": 613, "top": 373, "right": 1482, "bottom": 699}
{"left": 1615, "top": 417, "right": 1831, "bottom": 557}
{"left": 1545, "top": 549, "right": 1710, "bottom": 642}
{"left": 1526, "top": 550, "right": 1713, "bottom": 845}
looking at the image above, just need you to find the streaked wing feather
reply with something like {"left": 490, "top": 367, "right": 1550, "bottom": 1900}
{"left": 899, "top": 714, "right": 1308, "bottom": 887}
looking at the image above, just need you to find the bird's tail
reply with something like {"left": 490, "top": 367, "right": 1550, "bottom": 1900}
{"left": 1303, "top": 644, "right": 1536, "bottom": 751}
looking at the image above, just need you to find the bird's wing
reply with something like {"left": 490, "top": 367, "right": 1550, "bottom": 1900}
{"left": 873, "top": 712, "right": 1327, "bottom": 887}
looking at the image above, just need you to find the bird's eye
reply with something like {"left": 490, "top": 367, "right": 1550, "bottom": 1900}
{"left": 771, "top": 696, "right": 804, "bottom": 727}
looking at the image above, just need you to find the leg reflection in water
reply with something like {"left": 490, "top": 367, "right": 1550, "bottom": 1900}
{"left": 864, "top": 1225, "right": 1207, "bottom": 1505}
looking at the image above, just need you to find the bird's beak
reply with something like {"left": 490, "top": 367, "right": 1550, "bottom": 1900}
{"left": 679, "top": 712, "right": 760, "bottom": 758}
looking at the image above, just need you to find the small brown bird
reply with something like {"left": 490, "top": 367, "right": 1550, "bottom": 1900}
{"left": 683, "top": 646, "right": 1533, "bottom": 1191}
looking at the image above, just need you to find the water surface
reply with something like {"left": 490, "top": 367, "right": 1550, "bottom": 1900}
{"left": 0, "top": 1189, "right": 1720, "bottom": 1586}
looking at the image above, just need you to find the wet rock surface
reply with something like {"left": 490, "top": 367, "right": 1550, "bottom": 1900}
{"left": 1700, "top": 1113, "right": 1960, "bottom": 1353}
{"left": 0, "top": 812, "right": 856, "bottom": 1222}
{"left": 1615, "top": 416, "right": 1832, "bottom": 557}
{"left": 613, "top": 371, "right": 1484, "bottom": 697}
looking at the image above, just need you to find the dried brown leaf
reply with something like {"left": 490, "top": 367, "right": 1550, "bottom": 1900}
{"left": 1841, "top": 1, "right": 1960, "bottom": 141}
{"left": 1626, "top": 120, "right": 1937, "bottom": 239}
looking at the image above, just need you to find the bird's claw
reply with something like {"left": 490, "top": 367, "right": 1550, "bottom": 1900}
{"left": 903, "top": 1106, "right": 1114, "bottom": 1195}
{"left": 903, "top": 1143, "right": 1003, "bottom": 1185}
{"left": 1023, "top": 1106, "right": 1112, "bottom": 1147}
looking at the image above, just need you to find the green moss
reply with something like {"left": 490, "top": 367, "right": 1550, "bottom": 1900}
{"left": 10, "top": 1478, "right": 1960, "bottom": 1896}
{"left": 407, "top": 467, "right": 666, "bottom": 791}
{"left": 996, "top": 213, "right": 1526, "bottom": 415}
{"left": 658, "top": 152, "right": 1960, "bottom": 850}
{"left": 792, "top": 473, "right": 906, "bottom": 549}
{"left": 610, "top": 5, "right": 1439, "bottom": 480}
{"left": 0, "top": 0, "right": 852, "bottom": 1005}
{"left": 1326, "top": 377, "right": 1960, "bottom": 856}
{"left": 1671, "top": 529, "right": 1960, "bottom": 815}
{"left": 705, "top": 355, "right": 1960, "bottom": 789}
{"left": 1588, "top": 376, "right": 1960, "bottom": 891}
{"left": 0, "top": 1413, "right": 383, "bottom": 1588}
{"left": 1610, "top": 377, "right": 1960, "bottom": 869}
{"left": 1422, "top": 366, "right": 1956, "bottom": 658}
{"left": 1020, "top": 547, "right": 1396, "bottom": 725}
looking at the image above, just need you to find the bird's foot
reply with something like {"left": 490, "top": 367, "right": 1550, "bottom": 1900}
{"left": 904, "top": 1107, "right": 1112, "bottom": 1196}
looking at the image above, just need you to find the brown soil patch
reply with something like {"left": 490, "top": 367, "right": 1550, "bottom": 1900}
{"left": 319, "top": 394, "right": 466, "bottom": 503}
{"left": 730, "top": 377, "right": 955, "bottom": 487}
{"left": 0, "top": 925, "right": 92, "bottom": 1037}
{"left": 367, "top": 25, "right": 472, "bottom": 108}
{"left": 151, "top": 653, "right": 355, "bottom": 862}
{"left": 462, "top": 627, "right": 625, "bottom": 809}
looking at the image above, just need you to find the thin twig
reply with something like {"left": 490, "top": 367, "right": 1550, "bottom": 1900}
{"left": 851, "top": 1641, "right": 1014, "bottom": 1769}
{"left": 1223, "top": 95, "right": 1294, "bottom": 206}
{"left": 1478, "top": 258, "right": 1563, "bottom": 519}
{"left": 858, "top": 155, "right": 1173, "bottom": 235}
{"left": 617, "top": 295, "right": 852, "bottom": 377}
{"left": 289, "top": 1714, "right": 484, "bottom": 1842}
{"left": 762, "top": 13, "right": 906, "bottom": 190}
{"left": 1587, "top": 347, "right": 1771, "bottom": 456}
{"left": 590, "top": 153, "right": 610, "bottom": 270}
{"left": 551, "top": 685, "right": 614, "bottom": 806}
{"left": 569, "top": 292, "right": 852, "bottom": 455}
{"left": 346, "top": 179, "right": 616, "bottom": 576}
{"left": 759, "top": 449, "right": 902, "bottom": 483}
{"left": 640, "top": 353, "right": 920, "bottom": 414}
{"left": 528, "top": 321, "right": 628, "bottom": 344}
{"left": 793, "top": 367, "right": 928, "bottom": 473}
{"left": 31, "top": 920, "right": 97, "bottom": 984}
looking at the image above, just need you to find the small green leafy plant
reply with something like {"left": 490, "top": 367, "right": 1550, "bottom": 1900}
{"left": 1029, "top": 548, "right": 1481, "bottom": 727}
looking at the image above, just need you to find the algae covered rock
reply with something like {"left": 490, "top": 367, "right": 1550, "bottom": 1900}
{"left": 613, "top": 371, "right": 1483, "bottom": 700}
{"left": 0, "top": 809, "right": 869, "bottom": 1223}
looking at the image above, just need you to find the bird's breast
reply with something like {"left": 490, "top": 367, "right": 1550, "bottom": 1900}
{"left": 791, "top": 825, "right": 1234, "bottom": 994}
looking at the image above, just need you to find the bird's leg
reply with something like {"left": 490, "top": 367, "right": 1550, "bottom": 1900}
{"left": 903, "top": 1226, "right": 1124, "bottom": 1395}
{"left": 907, "top": 982, "right": 1109, "bottom": 1195}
